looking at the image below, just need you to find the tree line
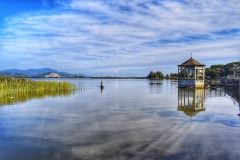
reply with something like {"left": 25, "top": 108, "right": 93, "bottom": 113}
{"left": 147, "top": 71, "right": 178, "bottom": 79}
{"left": 147, "top": 61, "right": 240, "bottom": 79}
{"left": 205, "top": 61, "right": 240, "bottom": 79}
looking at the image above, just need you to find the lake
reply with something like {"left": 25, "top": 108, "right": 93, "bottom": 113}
{"left": 0, "top": 79, "right": 239, "bottom": 160}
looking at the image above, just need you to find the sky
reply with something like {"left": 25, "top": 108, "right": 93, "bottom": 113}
{"left": 0, "top": 0, "right": 239, "bottom": 76}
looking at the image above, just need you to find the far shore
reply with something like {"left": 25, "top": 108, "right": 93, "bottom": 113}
{"left": 30, "top": 77, "right": 178, "bottom": 80}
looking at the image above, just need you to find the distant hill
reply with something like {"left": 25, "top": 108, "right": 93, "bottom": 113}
{"left": 1, "top": 68, "right": 57, "bottom": 77}
{"left": 0, "top": 72, "right": 28, "bottom": 78}
{"left": 33, "top": 72, "right": 85, "bottom": 78}
{"left": 0, "top": 68, "right": 87, "bottom": 78}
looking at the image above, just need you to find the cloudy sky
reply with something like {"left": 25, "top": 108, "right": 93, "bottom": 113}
{"left": 0, "top": 0, "right": 239, "bottom": 76}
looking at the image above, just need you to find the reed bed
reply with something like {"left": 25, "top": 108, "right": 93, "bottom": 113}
{"left": 0, "top": 76, "right": 75, "bottom": 91}
{"left": 0, "top": 76, "right": 76, "bottom": 106}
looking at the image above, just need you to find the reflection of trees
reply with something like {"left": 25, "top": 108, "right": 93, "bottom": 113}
{"left": 0, "top": 89, "right": 75, "bottom": 106}
{"left": 149, "top": 80, "right": 163, "bottom": 94}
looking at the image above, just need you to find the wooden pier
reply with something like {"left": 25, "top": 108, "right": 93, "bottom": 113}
{"left": 205, "top": 74, "right": 240, "bottom": 89}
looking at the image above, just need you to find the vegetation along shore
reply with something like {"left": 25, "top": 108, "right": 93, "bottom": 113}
{"left": 0, "top": 76, "right": 76, "bottom": 106}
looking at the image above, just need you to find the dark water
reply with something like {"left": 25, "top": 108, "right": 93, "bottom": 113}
{"left": 0, "top": 79, "right": 239, "bottom": 160}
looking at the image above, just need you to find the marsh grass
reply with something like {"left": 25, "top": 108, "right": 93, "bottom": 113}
{"left": 0, "top": 76, "right": 76, "bottom": 106}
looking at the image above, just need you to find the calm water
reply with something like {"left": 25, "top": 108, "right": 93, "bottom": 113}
{"left": 0, "top": 79, "right": 239, "bottom": 160}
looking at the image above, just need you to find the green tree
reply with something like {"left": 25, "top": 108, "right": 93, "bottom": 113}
{"left": 205, "top": 61, "right": 240, "bottom": 79}
{"left": 224, "top": 62, "right": 239, "bottom": 75}
{"left": 155, "top": 71, "right": 164, "bottom": 79}
{"left": 205, "top": 68, "right": 221, "bottom": 78}
{"left": 147, "top": 71, "right": 155, "bottom": 79}
{"left": 147, "top": 71, "right": 164, "bottom": 79}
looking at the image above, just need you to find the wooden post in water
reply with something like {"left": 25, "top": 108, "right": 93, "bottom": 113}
{"left": 100, "top": 80, "right": 104, "bottom": 89}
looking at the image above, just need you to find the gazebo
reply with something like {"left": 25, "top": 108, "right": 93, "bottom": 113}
{"left": 178, "top": 57, "right": 205, "bottom": 88}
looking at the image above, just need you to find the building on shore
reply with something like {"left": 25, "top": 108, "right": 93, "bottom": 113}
{"left": 178, "top": 57, "right": 205, "bottom": 88}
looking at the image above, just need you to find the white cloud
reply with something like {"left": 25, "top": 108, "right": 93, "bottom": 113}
{"left": 0, "top": 0, "right": 239, "bottom": 76}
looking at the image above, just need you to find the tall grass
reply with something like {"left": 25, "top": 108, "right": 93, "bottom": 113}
{"left": 0, "top": 76, "right": 76, "bottom": 106}
{"left": 0, "top": 76, "right": 75, "bottom": 91}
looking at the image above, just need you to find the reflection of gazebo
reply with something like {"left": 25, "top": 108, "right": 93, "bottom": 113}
{"left": 178, "top": 88, "right": 205, "bottom": 117}
{"left": 178, "top": 105, "right": 205, "bottom": 117}
{"left": 178, "top": 57, "right": 205, "bottom": 88}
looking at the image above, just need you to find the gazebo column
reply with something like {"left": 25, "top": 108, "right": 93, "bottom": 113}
{"left": 195, "top": 68, "right": 197, "bottom": 79}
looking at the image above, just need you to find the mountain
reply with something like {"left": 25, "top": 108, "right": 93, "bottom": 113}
{"left": 0, "top": 72, "right": 28, "bottom": 78}
{"left": 0, "top": 68, "right": 87, "bottom": 78}
{"left": 1, "top": 68, "right": 57, "bottom": 77}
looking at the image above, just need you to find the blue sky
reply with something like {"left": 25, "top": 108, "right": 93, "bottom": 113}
{"left": 0, "top": 0, "right": 239, "bottom": 76}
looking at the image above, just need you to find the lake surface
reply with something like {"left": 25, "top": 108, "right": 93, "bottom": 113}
{"left": 0, "top": 79, "right": 239, "bottom": 160}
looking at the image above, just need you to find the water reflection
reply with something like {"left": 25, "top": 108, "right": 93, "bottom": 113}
{"left": 177, "top": 87, "right": 240, "bottom": 117}
{"left": 100, "top": 86, "right": 104, "bottom": 95}
{"left": 148, "top": 80, "right": 163, "bottom": 94}
{"left": 148, "top": 79, "right": 177, "bottom": 94}
{"left": 226, "top": 87, "right": 240, "bottom": 116}
{"left": 178, "top": 88, "right": 205, "bottom": 117}
{"left": 0, "top": 89, "right": 75, "bottom": 107}
{"left": 206, "top": 88, "right": 226, "bottom": 98}
{"left": 226, "top": 88, "right": 240, "bottom": 103}
{"left": 0, "top": 79, "right": 240, "bottom": 160}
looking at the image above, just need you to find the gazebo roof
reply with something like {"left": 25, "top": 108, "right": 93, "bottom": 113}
{"left": 178, "top": 57, "right": 205, "bottom": 66}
